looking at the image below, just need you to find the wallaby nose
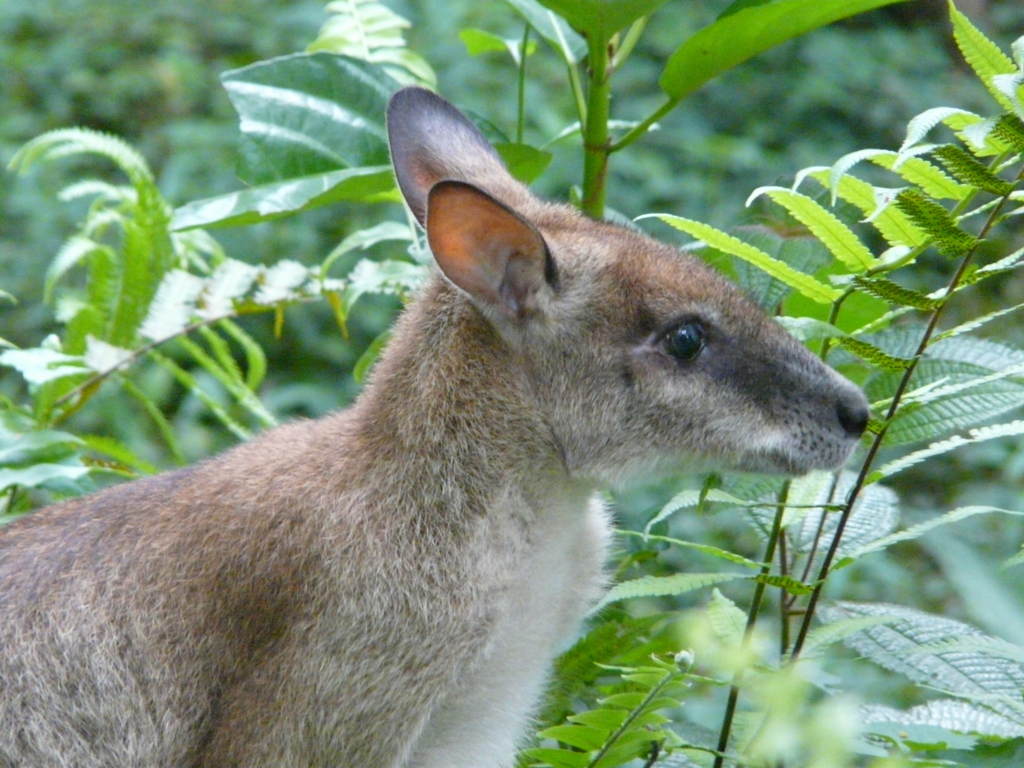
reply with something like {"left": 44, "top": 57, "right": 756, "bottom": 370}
{"left": 836, "top": 395, "right": 869, "bottom": 438}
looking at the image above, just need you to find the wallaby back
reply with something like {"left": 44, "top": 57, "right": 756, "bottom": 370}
{"left": 0, "top": 87, "right": 868, "bottom": 768}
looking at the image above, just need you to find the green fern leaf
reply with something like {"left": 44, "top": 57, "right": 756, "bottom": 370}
{"left": 895, "top": 189, "right": 979, "bottom": 257}
{"left": 802, "top": 168, "right": 927, "bottom": 248}
{"left": 870, "top": 420, "right": 1024, "bottom": 482}
{"left": 932, "top": 144, "right": 1015, "bottom": 195}
{"left": 850, "top": 506, "right": 1021, "bottom": 558}
{"left": 755, "top": 574, "right": 813, "bottom": 596}
{"left": 8, "top": 128, "right": 153, "bottom": 187}
{"left": 837, "top": 337, "right": 913, "bottom": 371}
{"left": 899, "top": 107, "right": 982, "bottom": 153}
{"left": 874, "top": 154, "right": 969, "bottom": 201}
{"left": 308, "top": 0, "right": 436, "bottom": 86}
{"left": 650, "top": 215, "right": 841, "bottom": 304}
{"left": 746, "top": 187, "right": 876, "bottom": 271}
{"left": 854, "top": 276, "right": 942, "bottom": 311}
{"left": 949, "top": 1, "right": 1018, "bottom": 113}
{"left": 935, "top": 300, "right": 1024, "bottom": 342}
{"left": 593, "top": 572, "right": 745, "bottom": 613}
{"left": 991, "top": 114, "right": 1024, "bottom": 154}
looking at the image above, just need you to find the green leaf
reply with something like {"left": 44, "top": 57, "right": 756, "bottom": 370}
{"left": 849, "top": 506, "right": 1022, "bottom": 558}
{"left": 871, "top": 420, "right": 1024, "bottom": 482}
{"left": 755, "top": 573, "right": 813, "bottom": 596}
{"left": 801, "top": 614, "right": 901, "bottom": 657}
{"left": 307, "top": 0, "right": 435, "bottom": 86}
{"left": 895, "top": 189, "right": 979, "bottom": 257}
{"left": 838, "top": 336, "right": 913, "bottom": 372}
{"left": 592, "top": 572, "right": 745, "bottom": 613}
{"left": 0, "top": 463, "right": 92, "bottom": 494}
{"left": 171, "top": 166, "right": 395, "bottom": 231}
{"left": 501, "top": 0, "right": 587, "bottom": 63}
{"left": 221, "top": 53, "right": 400, "bottom": 186}
{"left": 650, "top": 215, "right": 841, "bottom": 304}
{"left": 949, "top": 1, "right": 1018, "bottom": 113}
{"left": 991, "top": 114, "right": 1024, "bottom": 154}
{"left": 522, "top": 747, "right": 591, "bottom": 768}
{"left": 871, "top": 153, "right": 969, "bottom": 201}
{"left": 854, "top": 276, "right": 942, "bottom": 311}
{"left": 320, "top": 221, "right": 415, "bottom": 278}
{"left": 534, "top": 0, "right": 668, "bottom": 46}
{"left": 939, "top": 737, "right": 1024, "bottom": 768}
{"left": 460, "top": 28, "right": 516, "bottom": 57}
{"left": 494, "top": 142, "right": 554, "bottom": 183}
{"left": 746, "top": 187, "right": 876, "bottom": 271}
{"left": 353, "top": 329, "right": 392, "bottom": 383}
{"left": 932, "top": 144, "right": 1015, "bottom": 196}
{"left": 707, "top": 588, "right": 747, "bottom": 647}
{"left": 802, "top": 168, "right": 927, "bottom": 248}
{"left": 885, "top": 384, "right": 1024, "bottom": 445}
{"left": 864, "top": 700, "right": 1024, "bottom": 740}
{"left": 659, "top": 0, "right": 906, "bottom": 101}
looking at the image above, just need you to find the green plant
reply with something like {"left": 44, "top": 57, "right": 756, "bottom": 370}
{"left": 3, "top": 1, "right": 1024, "bottom": 766}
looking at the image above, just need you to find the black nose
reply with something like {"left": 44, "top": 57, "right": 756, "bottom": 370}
{"left": 836, "top": 397, "right": 869, "bottom": 438}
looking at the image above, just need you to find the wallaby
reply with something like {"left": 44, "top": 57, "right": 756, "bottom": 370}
{"left": 0, "top": 87, "right": 869, "bottom": 768}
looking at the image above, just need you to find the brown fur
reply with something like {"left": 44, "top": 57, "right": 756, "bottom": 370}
{"left": 0, "top": 88, "right": 868, "bottom": 768}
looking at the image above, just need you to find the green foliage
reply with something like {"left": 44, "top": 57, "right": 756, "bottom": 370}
{"left": 3, "top": 1, "right": 1024, "bottom": 768}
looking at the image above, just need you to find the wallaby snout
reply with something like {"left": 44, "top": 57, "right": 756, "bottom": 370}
{"left": 0, "top": 86, "right": 870, "bottom": 768}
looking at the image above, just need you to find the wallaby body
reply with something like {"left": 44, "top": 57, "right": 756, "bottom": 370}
{"left": 0, "top": 88, "right": 868, "bottom": 768}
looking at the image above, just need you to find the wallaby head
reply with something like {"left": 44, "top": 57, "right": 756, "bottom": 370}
{"left": 386, "top": 86, "right": 869, "bottom": 484}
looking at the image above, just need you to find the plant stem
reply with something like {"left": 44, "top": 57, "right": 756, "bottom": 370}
{"left": 516, "top": 26, "right": 530, "bottom": 144}
{"left": 712, "top": 481, "right": 790, "bottom": 768}
{"left": 581, "top": 35, "right": 612, "bottom": 218}
{"left": 612, "top": 16, "right": 648, "bottom": 70}
{"left": 609, "top": 96, "right": 678, "bottom": 154}
{"left": 790, "top": 159, "right": 1024, "bottom": 659}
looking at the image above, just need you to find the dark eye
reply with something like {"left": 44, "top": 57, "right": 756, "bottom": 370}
{"left": 664, "top": 322, "right": 705, "bottom": 362}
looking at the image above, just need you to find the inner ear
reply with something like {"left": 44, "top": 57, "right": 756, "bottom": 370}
{"left": 426, "top": 181, "right": 553, "bottom": 321}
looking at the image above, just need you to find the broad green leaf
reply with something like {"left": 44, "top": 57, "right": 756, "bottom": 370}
{"left": 659, "top": 0, "right": 906, "bottom": 101}
{"left": 592, "top": 572, "right": 745, "bottom": 612}
{"left": 863, "top": 700, "right": 1024, "bottom": 739}
{"left": 746, "top": 187, "right": 876, "bottom": 271}
{"left": 0, "top": 463, "right": 92, "bottom": 494}
{"left": 459, "top": 28, "right": 516, "bottom": 58}
{"left": 801, "top": 613, "right": 901, "bottom": 657}
{"left": 820, "top": 601, "right": 1024, "bottom": 722}
{"left": 539, "top": 724, "right": 608, "bottom": 751}
{"left": 501, "top": 0, "right": 587, "bottom": 63}
{"left": 221, "top": 53, "right": 400, "bottom": 186}
{"left": 494, "top": 142, "right": 553, "bottom": 183}
{"left": 650, "top": 215, "right": 841, "bottom": 304}
{"left": 522, "top": 747, "right": 591, "bottom": 768}
{"left": 950, "top": 1, "right": 1018, "bottom": 113}
{"left": 171, "top": 166, "right": 395, "bottom": 231}
{"left": 353, "top": 329, "right": 392, "bottom": 383}
{"left": 535, "top": 0, "right": 667, "bottom": 46}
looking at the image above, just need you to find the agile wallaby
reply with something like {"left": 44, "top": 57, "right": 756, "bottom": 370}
{"left": 0, "top": 87, "right": 869, "bottom": 768}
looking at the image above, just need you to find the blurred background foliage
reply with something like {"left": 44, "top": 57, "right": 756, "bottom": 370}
{"left": 2, "top": 0, "right": 1024, "bottom": 723}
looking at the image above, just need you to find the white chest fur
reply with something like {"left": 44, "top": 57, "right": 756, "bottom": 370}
{"left": 407, "top": 494, "right": 611, "bottom": 768}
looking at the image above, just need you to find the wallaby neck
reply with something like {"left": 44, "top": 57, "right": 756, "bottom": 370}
{"left": 349, "top": 276, "right": 586, "bottom": 523}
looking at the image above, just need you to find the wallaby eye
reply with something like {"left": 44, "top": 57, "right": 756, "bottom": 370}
{"left": 663, "top": 322, "right": 705, "bottom": 362}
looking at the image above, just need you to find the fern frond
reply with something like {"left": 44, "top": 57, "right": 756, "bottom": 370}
{"left": 9, "top": 127, "right": 153, "bottom": 187}
{"left": 854, "top": 276, "right": 942, "bottom": 311}
{"left": 745, "top": 187, "right": 876, "bottom": 271}
{"left": 932, "top": 144, "right": 1015, "bottom": 195}
{"left": 647, "top": 215, "right": 841, "bottom": 304}
{"left": 870, "top": 420, "right": 1024, "bottom": 482}
{"left": 849, "top": 506, "right": 1021, "bottom": 558}
{"left": 895, "top": 189, "right": 979, "bottom": 257}
{"left": 949, "top": 1, "right": 1019, "bottom": 113}
{"left": 308, "top": 0, "right": 436, "bottom": 86}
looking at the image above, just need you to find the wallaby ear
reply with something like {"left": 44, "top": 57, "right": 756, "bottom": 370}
{"left": 427, "top": 180, "right": 555, "bottom": 322}
{"left": 387, "top": 87, "right": 511, "bottom": 225}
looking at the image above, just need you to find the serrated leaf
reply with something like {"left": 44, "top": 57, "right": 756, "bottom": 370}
{"left": 895, "top": 189, "right": 979, "bottom": 257}
{"left": 822, "top": 601, "right": 1024, "bottom": 721}
{"left": 592, "top": 572, "right": 745, "bottom": 613}
{"left": 838, "top": 336, "right": 913, "bottom": 371}
{"left": 850, "top": 506, "right": 1021, "bottom": 558}
{"left": 746, "top": 187, "right": 876, "bottom": 271}
{"left": 899, "top": 107, "right": 983, "bottom": 154}
{"left": 138, "top": 270, "right": 205, "bottom": 342}
{"left": 871, "top": 420, "right": 1024, "bottom": 482}
{"left": 991, "top": 114, "right": 1024, "bottom": 153}
{"left": 872, "top": 153, "right": 969, "bottom": 201}
{"left": 854, "top": 276, "right": 941, "bottom": 311}
{"left": 950, "top": 1, "right": 1019, "bottom": 114}
{"left": 801, "top": 614, "right": 901, "bottom": 656}
{"left": 755, "top": 574, "right": 813, "bottom": 595}
{"left": 650, "top": 215, "right": 841, "bottom": 304}
{"left": 885, "top": 384, "right": 1024, "bottom": 445}
{"left": 932, "top": 144, "right": 1015, "bottom": 195}
{"left": 707, "top": 588, "right": 747, "bottom": 647}
{"left": 863, "top": 700, "right": 1024, "bottom": 739}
